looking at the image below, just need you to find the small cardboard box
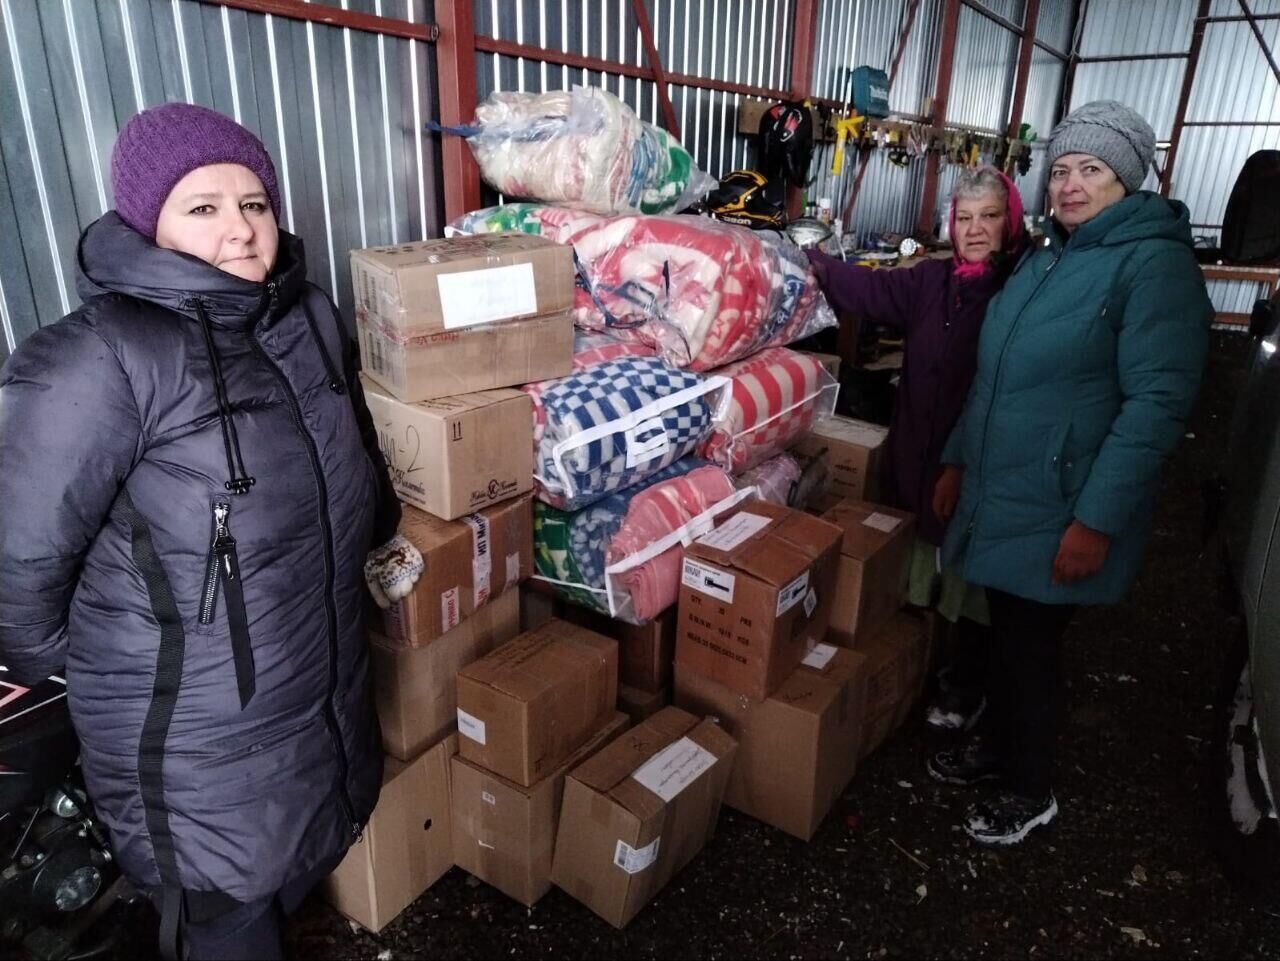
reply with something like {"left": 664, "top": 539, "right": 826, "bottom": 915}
{"left": 857, "top": 614, "right": 926, "bottom": 759}
{"left": 376, "top": 497, "right": 533, "bottom": 648}
{"left": 363, "top": 381, "right": 533, "bottom": 520}
{"left": 550, "top": 707, "right": 737, "bottom": 929}
{"left": 455, "top": 619, "right": 619, "bottom": 787}
{"left": 673, "top": 642, "right": 867, "bottom": 841}
{"left": 371, "top": 588, "right": 521, "bottom": 761}
{"left": 618, "top": 684, "right": 670, "bottom": 726}
{"left": 350, "top": 234, "right": 574, "bottom": 337}
{"left": 450, "top": 712, "right": 629, "bottom": 906}
{"left": 322, "top": 734, "right": 456, "bottom": 933}
{"left": 792, "top": 416, "right": 889, "bottom": 503}
{"left": 559, "top": 604, "right": 678, "bottom": 694}
{"left": 674, "top": 503, "right": 843, "bottom": 700}
{"left": 821, "top": 500, "right": 916, "bottom": 647}
{"left": 357, "top": 310, "right": 574, "bottom": 404}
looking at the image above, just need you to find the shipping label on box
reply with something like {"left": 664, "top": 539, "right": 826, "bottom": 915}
{"left": 550, "top": 707, "right": 737, "bottom": 929}
{"left": 455, "top": 619, "right": 619, "bottom": 787}
{"left": 350, "top": 234, "right": 574, "bottom": 336}
{"left": 363, "top": 380, "right": 533, "bottom": 520}
{"left": 377, "top": 497, "right": 533, "bottom": 648}
{"left": 821, "top": 499, "right": 916, "bottom": 647}
{"left": 673, "top": 502, "right": 843, "bottom": 700}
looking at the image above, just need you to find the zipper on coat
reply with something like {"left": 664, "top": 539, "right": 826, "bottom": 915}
{"left": 246, "top": 329, "right": 361, "bottom": 839}
{"left": 965, "top": 246, "right": 1066, "bottom": 551}
{"left": 198, "top": 502, "right": 257, "bottom": 709}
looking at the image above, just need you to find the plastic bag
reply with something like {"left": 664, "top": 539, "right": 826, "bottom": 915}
{"left": 699, "top": 348, "right": 840, "bottom": 475}
{"left": 461, "top": 86, "right": 715, "bottom": 215}
{"left": 533, "top": 459, "right": 749, "bottom": 623}
{"left": 735, "top": 452, "right": 803, "bottom": 506}
{"left": 530, "top": 355, "right": 729, "bottom": 511}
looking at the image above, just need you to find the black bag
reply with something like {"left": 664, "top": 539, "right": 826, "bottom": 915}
{"left": 1221, "top": 150, "right": 1280, "bottom": 265}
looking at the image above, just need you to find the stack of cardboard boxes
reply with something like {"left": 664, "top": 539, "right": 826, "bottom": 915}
{"left": 320, "top": 227, "right": 943, "bottom": 932}
{"left": 322, "top": 236, "right": 575, "bottom": 931}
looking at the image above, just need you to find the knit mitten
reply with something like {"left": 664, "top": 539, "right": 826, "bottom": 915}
{"left": 364, "top": 534, "right": 424, "bottom": 609}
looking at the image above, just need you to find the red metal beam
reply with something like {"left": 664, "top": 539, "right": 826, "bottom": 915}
{"left": 473, "top": 35, "right": 792, "bottom": 103}
{"left": 435, "top": 0, "right": 481, "bottom": 224}
{"left": 1238, "top": 0, "right": 1280, "bottom": 85}
{"left": 1007, "top": 0, "right": 1042, "bottom": 139}
{"left": 630, "top": 0, "right": 680, "bottom": 139}
{"left": 960, "top": 0, "right": 1025, "bottom": 36}
{"left": 919, "top": 0, "right": 962, "bottom": 235}
{"left": 1163, "top": 0, "right": 1214, "bottom": 198}
{"left": 205, "top": 0, "right": 436, "bottom": 41}
{"left": 787, "top": 0, "right": 820, "bottom": 219}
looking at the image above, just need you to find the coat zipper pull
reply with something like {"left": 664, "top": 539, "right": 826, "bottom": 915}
{"left": 199, "top": 503, "right": 232, "bottom": 625}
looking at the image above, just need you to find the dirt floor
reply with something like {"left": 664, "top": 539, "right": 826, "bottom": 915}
{"left": 88, "top": 332, "right": 1280, "bottom": 959}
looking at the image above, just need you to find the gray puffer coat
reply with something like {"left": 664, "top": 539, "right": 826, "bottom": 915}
{"left": 0, "top": 212, "right": 399, "bottom": 906}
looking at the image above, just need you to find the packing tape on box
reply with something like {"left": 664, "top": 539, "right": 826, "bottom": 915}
{"left": 462, "top": 512, "right": 492, "bottom": 609}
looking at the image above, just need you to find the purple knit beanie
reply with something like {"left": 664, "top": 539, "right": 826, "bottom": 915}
{"left": 110, "top": 102, "right": 282, "bottom": 238}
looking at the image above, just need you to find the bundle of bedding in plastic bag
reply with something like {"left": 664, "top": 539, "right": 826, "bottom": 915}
{"left": 533, "top": 458, "right": 750, "bottom": 623}
{"left": 735, "top": 452, "right": 803, "bottom": 506}
{"left": 451, "top": 86, "right": 714, "bottom": 215}
{"left": 698, "top": 348, "right": 839, "bottom": 475}
{"left": 448, "top": 204, "right": 838, "bottom": 370}
{"left": 529, "top": 355, "right": 729, "bottom": 511}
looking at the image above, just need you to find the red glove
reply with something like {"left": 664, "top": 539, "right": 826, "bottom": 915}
{"left": 1052, "top": 521, "right": 1111, "bottom": 585}
{"left": 933, "top": 465, "right": 963, "bottom": 523}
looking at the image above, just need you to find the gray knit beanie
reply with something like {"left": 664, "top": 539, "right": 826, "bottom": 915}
{"left": 1047, "top": 100, "right": 1156, "bottom": 194}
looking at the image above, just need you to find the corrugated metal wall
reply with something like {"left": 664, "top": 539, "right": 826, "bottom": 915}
{"left": 1069, "top": 0, "right": 1280, "bottom": 314}
{"left": 473, "top": 0, "right": 797, "bottom": 198}
{"left": 0, "top": 0, "right": 444, "bottom": 362}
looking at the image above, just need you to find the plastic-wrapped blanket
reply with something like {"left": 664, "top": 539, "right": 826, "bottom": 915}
{"left": 522, "top": 330, "right": 658, "bottom": 447}
{"left": 531, "top": 355, "right": 728, "bottom": 511}
{"left": 735, "top": 452, "right": 803, "bottom": 506}
{"left": 459, "top": 86, "right": 714, "bottom": 215}
{"left": 533, "top": 459, "right": 746, "bottom": 623}
{"left": 699, "top": 348, "right": 839, "bottom": 475}
{"left": 448, "top": 204, "right": 839, "bottom": 370}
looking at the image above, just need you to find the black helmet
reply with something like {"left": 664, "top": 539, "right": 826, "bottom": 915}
{"left": 704, "top": 170, "right": 786, "bottom": 229}
{"left": 758, "top": 102, "right": 814, "bottom": 188}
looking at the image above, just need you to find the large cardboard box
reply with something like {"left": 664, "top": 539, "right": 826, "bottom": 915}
{"left": 792, "top": 416, "right": 889, "bottom": 503}
{"left": 559, "top": 604, "right": 677, "bottom": 694}
{"left": 322, "top": 734, "right": 456, "bottom": 933}
{"left": 456, "top": 619, "right": 619, "bottom": 787}
{"left": 674, "top": 503, "right": 843, "bottom": 700}
{"left": 858, "top": 614, "right": 926, "bottom": 759}
{"left": 673, "top": 642, "right": 867, "bottom": 841}
{"left": 376, "top": 497, "right": 533, "bottom": 648}
{"left": 351, "top": 234, "right": 574, "bottom": 337}
{"left": 371, "top": 589, "right": 521, "bottom": 761}
{"left": 450, "top": 712, "right": 629, "bottom": 906}
{"left": 358, "top": 311, "right": 574, "bottom": 403}
{"left": 550, "top": 707, "right": 737, "bottom": 928}
{"left": 618, "top": 684, "right": 670, "bottom": 725}
{"left": 363, "top": 381, "right": 533, "bottom": 521}
{"left": 822, "top": 499, "right": 915, "bottom": 647}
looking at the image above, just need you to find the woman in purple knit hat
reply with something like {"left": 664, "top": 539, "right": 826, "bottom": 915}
{"left": 0, "top": 103, "right": 425, "bottom": 960}
{"left": 807, "top": 166, "right": 1028, "bottom": 733}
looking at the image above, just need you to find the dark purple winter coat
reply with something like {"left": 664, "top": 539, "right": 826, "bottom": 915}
{"left": 0, "top": 213, "right": 399, "bottom": 905}
{"left": 808, "top": 250, "right": 1016, "bottom": 544}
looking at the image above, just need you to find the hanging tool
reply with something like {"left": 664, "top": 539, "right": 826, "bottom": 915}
{"left": 830, "top": 113, "right": 867, "bottom": 176}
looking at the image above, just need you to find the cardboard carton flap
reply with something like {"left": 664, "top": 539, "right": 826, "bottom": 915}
{"left": 354, "top": 233, "right": 564, "bottom": 271}
{"left": 773, "top": 648, "right": 863, "bottom": 716}
{"left": 568, "top": 706, "right": 700, "bottom": 796}
{"left": 401, "top": 388, "right": 531, "bottom": 418}
{"left": 821, "top": 500, "right": 915, "bottom": 560}
{"left": 812, "top": 416, "right": 889, "bottom": 448}
{"left": 690, "top": 503, "right": 841, "bottom": 586}
{"left": 460, "top": 621, "right": 614, "bottom": 701}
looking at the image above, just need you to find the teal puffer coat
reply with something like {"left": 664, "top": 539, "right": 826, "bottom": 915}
{"left": 941, "top": 191, "right": 1212, "bottom": 605}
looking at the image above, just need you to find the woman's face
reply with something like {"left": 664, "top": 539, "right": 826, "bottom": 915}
{"left": 154, "top": 164, "right": 278, "bottom": 283}
{"left": 953, "top": 189, "right": 1007, "bottom": 264}
{"left": 1048, "top": 153, "right": 1128, "bottom": 232}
